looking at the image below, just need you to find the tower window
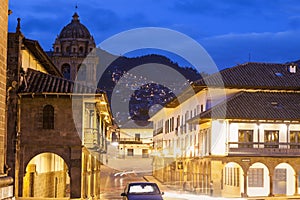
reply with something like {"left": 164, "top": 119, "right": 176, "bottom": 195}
{"left": 61, "top": 63, "right": 71, "bottom": 79}
{"left": 43, "top": 105, "right": 54, "bottom": 129}
{"left": 79, "top": 46, "right": 84, "bottom": 53}
{"left": 55, "top": 47, "right": 59, "bottom": 52}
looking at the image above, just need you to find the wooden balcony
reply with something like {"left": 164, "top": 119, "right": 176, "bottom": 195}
{"left": 84, "top": 128, "right": 100, "bottom": 149}
{"left": 119, "top": 138, "right": 143, "bottom": 144}
{"left": 227, "top": 142, "right": 300, "bottom": 156}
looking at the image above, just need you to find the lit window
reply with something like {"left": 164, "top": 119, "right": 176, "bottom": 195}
{"left": 290, "top": 131, "right": 300, "bottom": 149}
{"left": 238, "top": 130, "right": 253, "bottom": 148}
{"left": 264, "top": 130, "right": 279, "bottom": 148}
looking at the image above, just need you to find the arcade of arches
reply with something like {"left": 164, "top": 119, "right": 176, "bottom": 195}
{"left": 153, "top": 156, "right": 300, "bottom": 197}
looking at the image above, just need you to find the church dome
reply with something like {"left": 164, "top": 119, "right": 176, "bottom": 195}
{"left": 58, "top": 12, "right": 92, "bottom": 39}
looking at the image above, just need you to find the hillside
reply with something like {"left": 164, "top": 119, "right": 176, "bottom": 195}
{"left": 97, "top": 53, "right": 202, "bottom": 125}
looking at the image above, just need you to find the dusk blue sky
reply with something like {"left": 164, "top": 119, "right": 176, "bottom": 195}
{"left": 7, "top": 0, "right": 300, "bottom": 71}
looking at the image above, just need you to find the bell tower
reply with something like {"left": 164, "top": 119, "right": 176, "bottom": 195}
{"left": 49, "top": 12, "right": 98, "bottom": 86}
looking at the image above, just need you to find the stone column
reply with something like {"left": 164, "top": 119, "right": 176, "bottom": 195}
{"left": 204, "top": 174, "right": 208, "bottom": 194}
{"left": 243, "top": 174, "right": 248, "bottom": 197}
{"left": 70, "top": 159, "right": 81, "bottom": 198}
{"left": 17, "top": 148, "right": 25, "bottom": 197}
{"left": 70, "top": 147, "right": 82, "bottom": 198}
{"left": 210, "top": 160, "right": 224, "bottom": 196}
{"left": 295, "top": 172, "right": 298, "bottom": 195}
{"left": 200, "top": 174, "right": 203, "bottom": 193}
{"left": 269, "top": 173, "right": 274, "bottom": 197}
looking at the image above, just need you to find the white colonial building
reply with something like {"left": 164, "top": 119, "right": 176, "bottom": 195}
{"left": 151, "top": 62, "right": 300, "bottom": 197}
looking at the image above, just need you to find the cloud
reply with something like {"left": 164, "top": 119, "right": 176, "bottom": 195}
{"left": 172, "top": 0, "right": 266, "bottom": 17}
{"left": 201, "top": 31, "right": 300, "bottom": 69}
{"left": 8, "top": 0, "right": 300, "bottom": 69}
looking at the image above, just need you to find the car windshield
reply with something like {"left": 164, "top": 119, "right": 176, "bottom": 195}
{"left": 128, "top": 184, "right": 160, "bottom": 195}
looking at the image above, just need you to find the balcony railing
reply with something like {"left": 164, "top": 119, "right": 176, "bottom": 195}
{"left": 119, "top": 138, "right": 144, "bottom": 144}
{"left": 227, "top": 142, "right": 300, "bottom": 156}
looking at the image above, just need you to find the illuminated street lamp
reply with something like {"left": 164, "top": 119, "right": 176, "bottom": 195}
{"left": 111, "top": 141, "right": 119, "bottom": 147}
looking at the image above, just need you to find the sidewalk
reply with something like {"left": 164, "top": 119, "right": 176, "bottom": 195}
{"left": 143, "top": 175, "right": 300, "bottom": 200}
{"left": 247, "top": 197, "right": 300, "bottom": 200}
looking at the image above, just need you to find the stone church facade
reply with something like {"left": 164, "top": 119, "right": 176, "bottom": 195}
{"left": 6, "top": 14, "right": 113, "bottom": 199}
{"left": 49, "top": 12, "right": 98, "bottom": 86}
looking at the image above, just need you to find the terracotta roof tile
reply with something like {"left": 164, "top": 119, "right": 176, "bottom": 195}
{"left": 20, "top": 68, "right": 101, "bottom": 94}
{"left": 198, "top": 92, "right": 300, "bottom": 120}
{"left": 195, "top": 62, "right": 300, "bottom": 89}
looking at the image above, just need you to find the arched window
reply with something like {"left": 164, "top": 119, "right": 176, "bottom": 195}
{"left": 61, "top": 63, "right": 71, "bottom": 79}
{"left": 43, "top": 105, "right": 54, "bottom": 129}
{"left": 55, "top": 47, "right": 59, "bottom": 52}
{"left": 77, "top": 64, "right": 86, "bottom": 81}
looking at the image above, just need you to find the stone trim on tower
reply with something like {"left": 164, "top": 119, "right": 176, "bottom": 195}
{"left": 49, "top": 13, "right": 97, "bottom": 86}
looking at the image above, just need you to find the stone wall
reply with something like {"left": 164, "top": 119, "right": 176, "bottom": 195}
{"left": 0, "top": 0, "right": 14, "bottom": 199}
{"left": 20, "top": 96, "right": 82, "bottom": 147}
{"left": 6, "top": 31, "right": 24, "bottom": 198}
{"left": 0, "top": 0, "right": 8, "bottom": 174}
{"left": 23, "top": 165, "right": 67, "bottom": 198}
{"left": 18, "top": 95, "right": 82, "bottom": 198}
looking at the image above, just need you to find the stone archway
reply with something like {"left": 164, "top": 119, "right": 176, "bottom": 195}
{"left": 18, "top": 145, "right": 82, "bottom": 198}
{"left": 23, "top": 153, "right": 70, "bottom": 198}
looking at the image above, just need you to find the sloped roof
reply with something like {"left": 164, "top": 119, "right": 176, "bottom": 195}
{"left": 23, "top": 38, "right": 62, "bottom": 77}
{"left": 195, "top": 62, "right": 300, "bottom": 90}
{"left": 20, "top": 68, "right": 102, "bottom": 94}
{"left": 193, "top": 92, "right": 300, "bottom": 121}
